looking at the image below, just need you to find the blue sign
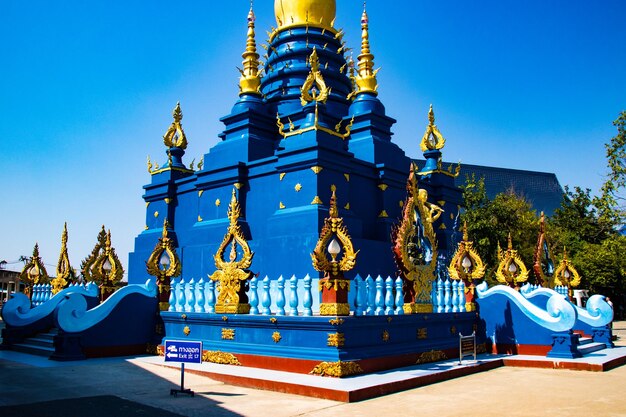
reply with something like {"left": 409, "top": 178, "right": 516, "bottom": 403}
{"left": 164, "top": 340, "right": 203, "bottom": 364}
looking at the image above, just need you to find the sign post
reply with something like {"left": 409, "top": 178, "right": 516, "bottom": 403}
{"left": 458, "top": 331, "right": 476, "bottom": 365}
{"left": 164, "top": 339, "right": 203, "bottom": 397}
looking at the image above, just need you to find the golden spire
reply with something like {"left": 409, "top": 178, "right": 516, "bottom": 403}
{"left": 163, "top": 102, "right": 188, "bottom": 150}
{"left": 239, "top": 3, "right": 262, "bottom": 95}
{"left": 56, "top": 223, "right": 71, "bottom": 283}
{"left": 462, "top": 221, "right": 469, "bottom": 241}
{"left": 355, "top": 3, "right": 379, "bottom": 95}
{"left": 420, "top": 104, "right": 446, "bottom": 152}
{"left": 274, "top": 0, "right": 336, "bottom": 31}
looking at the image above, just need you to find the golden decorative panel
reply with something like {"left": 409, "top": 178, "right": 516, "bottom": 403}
{"left": 378, "top": 184, "right": 388, "bottom": 191}
{"left": 311, "top": 196, "right": 323, "bottom": 205}
{"left": 416, "top": 350, "right": 447, "bottom": 364}
{"left": 327, "top": 333, "right": 345, "bottom": 347}
{"left": 279, "top": 172, "right": 286, "bottom": 180}
{"left": 311, "top": 166, "right": 323, "bottom": 174}
{"left": 344, "top": 173, "right": 350, "bottom": 182}
{"left": 382, "top": 330, "right": 390, "bottom": 342}
{"left": 215, "top": 199, "right": 221, "bottom": 207}
{"left": 202, "top": 350, "right": 241, "bottom": 366}
{"left": 221, "top": 328, "right": 235, "bottom": 340}
{"left": 448, "top": 222, "right": 485, "bottom": 282}
{"left": 417, "top": 328, "right": 428, "bottom": 339}
{"left": 310, "top": 361, "right": 363, "bottom": 378}
{"left": 163, "top": 102, "right": 188, "bottom": 150}
{"left": 183, "top": 326, "right": 191, "bottom": 336}
{"left": 495, "top": 234, "right": 529, "bottom": 287}
{"left": 294, "top": 183, "right": 302, "bottom": 192}
{"left": 272, "top": 332, "right": 282, "bottom": 343}
{"left": 328, "top": 318, "right": 344, "bottom": 326}
{"left": 378, "top": 210, "right": 388, "bottom": 218}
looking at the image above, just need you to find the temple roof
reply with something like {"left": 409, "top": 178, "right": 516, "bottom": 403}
{"left": 414, "top": 159, "right": 565, "bottom": 216}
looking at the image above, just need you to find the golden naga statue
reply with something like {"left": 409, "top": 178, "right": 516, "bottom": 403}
{"left": 554, "top": 248, "right": 581, "bottom": 298}
{"left": 312, "top": 186, "right": 358, "bottom": 316}
{"left": 495, "top": 233, "right": 529, "bottom": 289}
{"left": 51, "top": 223, "right": 73, "bottom": 295}
{"left": 533, "top": 212, "right": 555, "bottom": 288}
{"left": 146, "top": 220, "right": 182, "bottom": 311}
{"left": 391, "top": 163, "right": 441, "bottom": 313}
{"left": 20, "top": 243, "right": 50, "bottom": 298}
{"left": 209, "top": 189, "right": 254, "bottom": 314}
{"left": 448, "top": 222, "right": 485, "bottom": 311}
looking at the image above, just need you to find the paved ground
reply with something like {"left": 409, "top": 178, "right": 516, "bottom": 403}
{"left": 1, "top": 321, "right": 626, "bottom": 417}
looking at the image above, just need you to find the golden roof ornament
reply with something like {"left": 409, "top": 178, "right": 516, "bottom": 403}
{"left": 20, "top": 243, "right": 50, "bottom": 293}
{"left": 51, "top": 223, "right": 72, "bottom": 295}
{"left": 533, "top": 212, "right": 555, "bottom": 287}
{"left": 391, "top": 163, "right": 441, "bottom": 313}
{"left": 81, "top": 226, "right": 107, "bottom": 282}
{"left": 554, "top": 247, "right": 580, "bottom": 296}
{"left": 147, "top": 220, "right": 182, "bottom": 310}
{"left": 312, "top": 186, "right": 358, "bottom": 316}
{"left": 448, "top": 222, "right": 485, "bottom": 282}
{"left": 209, "top": 189, "right": 254, "bottom": 314}
{"left": 163, "top": 102, "right": 188, "bottom": 150}
{"left": 495, "top": 233, "right": 529, "bottom": 288}
{"left": 355, "top": 4, "right": 380, "bottom": 95}
{"left": 274, "top": 0, "right": 336, "bottom": 32}
{"left": 420, "top": 105, "right": 446, "bottom": 152}
{"left": 301, "top": 48, "right": 331, "bottom": 106}
{"left": 93, "top": 230, "right": 124, "bottom": 288}
{"left": 238, "top": 4, "right": 262, "bottom": 96}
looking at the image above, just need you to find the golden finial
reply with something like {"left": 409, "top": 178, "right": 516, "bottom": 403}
{"left": 163, "top": 102, "right": 188, "bottom": 150}
{"left": 52, "top": 223, "right": 72, "bottom": 294}
{"left": 162, "top": 219, "right": 169, "bottom": 238}
{"left": 539, "top": 211, "right": 545, "bottom": 232}
{"left": 507, "top": 232, "right": 513, "bottom": 250}
{"left": 239, "top": 3, "right": 261, "bottom": 95}
{"left": 355, "top": 2, "right": 379, "bottom": 95}
{"left": 329, "top": 186, "right": 339, "bottom": 218}
{"left": 420, "top": 104, "right": 446, "bottom": 152}
{"left": 462, "top": 221, "right": 469, "bottom": 241}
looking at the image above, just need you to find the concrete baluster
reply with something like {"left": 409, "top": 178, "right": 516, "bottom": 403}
{"left": 276, "top": 275, "right": 286, "bottom": 316}
{"left": 168, "top": 277, "right": 178, "bottom": 312}
{"left": 452, "top": 280, "right": 459, "bottom": 313}
{"left": 375, "top": 275, "right": 385, "bottom": 316}
{"left": 195, "top": 278, "right": 205, "bottom": 313}
{"left": 176, "top": 278, "right": 185, "bottom": 313}
{"left": 458, "top": 280, "right": 466, "bottom": 313}
{"left": 185, "top": 278, "right": 195, "bottom": 313}
{"left": 206, "top": 280, "right": 216, "bottom": 314}
{"left": 366, "top": 275, "right": 375, "bottom": 316}
{"left": 261, "top": 276, "right": 271, "bottom": 315}
{"left": 249, "top": 276, "right": 259, "bottom": 315}
{"left": 395, "top": 277, "right": 404, "bottom": 315}
{"left": 436, "top": 278, "right": 444, "bottom": 313}
{"left": 303, "top": 274, "right": 313, "bottom": 317}
{"left": 288, "top": 275, "right": 299, "bottom": 316}
{"left": 384, "top": 276, "right": 394, "bottom": 315}
{"left": 355, "top": 274, "right": 365, "bottom": 316}
{"left": 444, "top": 279, "right": 451, "bottom": 313}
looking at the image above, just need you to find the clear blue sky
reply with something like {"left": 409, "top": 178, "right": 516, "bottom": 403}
{"left": 1, "top": 0, "right": 625, "bottom": 277}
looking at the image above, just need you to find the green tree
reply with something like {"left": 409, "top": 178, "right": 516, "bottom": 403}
{"left": 460, "top": 175, "right": 539, "bottom": 285}
{"left": 598, "top": 111, "right": 626, "bottom": 222}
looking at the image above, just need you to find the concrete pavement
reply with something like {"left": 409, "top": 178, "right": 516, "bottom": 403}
{"left": 1, "top": 322, "right": 625, "bottom": 417}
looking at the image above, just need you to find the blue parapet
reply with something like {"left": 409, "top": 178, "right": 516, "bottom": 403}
{"left": 475, "top": 282, "right": 577, "bottom": 355}
{"left": 51, "top": 280, "right": 159, "bottom": 360}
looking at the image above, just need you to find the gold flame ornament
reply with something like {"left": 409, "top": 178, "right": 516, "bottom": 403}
{"left": 301, "top": 48, "right": 331, "bottom": 106}
{"left": 91, "top": 229, "right": 124, "bottom": 300}
{"left": 312, "top": 186, "right": 358, "bottom": 316}
{"left": 354, "top": 5, "right": 379, "bottom": 95}
{"left": 20, "top": 243, "right": 50, "bottom": 298}
{"left": 238, "top": 5, "right": 261, "bottom": 95}
{"left": 163, "top": 102, "right": 188, "bottom": 150}
{"left": 51, "top": 223, "right": 72, "bottom": 295}
{"left": 495, "top": 234, "right": 529, "bottom": 289}
{"left": 392, "top": 163, "right": 441, "bottom": 313}
{"left": 420, "top": 105, "right": 446, "bottom": 152}
{"left": 533, "top": 212, "right": 555, "bottom": 288}
{"left": 448, "top": 222, "right": 485, "bottom": 312}
{"left": 146, "top": 220, "right": 182, "bottom": 311}
{"left": 209, "top": 189, "right": 254, "bottom": 314}
{"left": 554, "top": 248, "right": 581, "bottom": 298}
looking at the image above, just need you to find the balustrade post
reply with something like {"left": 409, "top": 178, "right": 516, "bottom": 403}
{"left": 452, "top": 280, "right": 459, "bottom": 313}
{"left": 195, "top": 278, "right": 205, "bottom": 313}
{"left": 185, "top": 278, "right": 195, "bottom": 313}
{"left": 249, "top": 276, "right": 259, "bottom": 315}
{"left": 288, "top": 275, "right": 299, "bottom": 316}
{"left": 458, "top": 281, "right": 466, "bottom": 312}
{"left": 355, "top": 274, "right": 365, "bottom": 316}
{"left": 261, "top": 276, "right": 271, "bottom": 315}
{"left": 176, "top": 278, "right": 185, "bottom": 313}
{"left": 168, "top": 277, "right": 178, "bottom": 312}
{"left": 276, "top": 275, "right": 286, "bottom": 316}
{"left": 395, "top": 277, "right": 404, "bottom": 315}
{"left": 436, "top": 278, "right": 443, "bottom": 313}
{"left": 374, "top": 275, "right": 385, "bottom": 316}
{"left": 206, "top": 280, "right": 215, "bottom": 314}
{"left": 366, "top": 275, "right": 375, "bottom": 316}
{"left": 384, "top": 276, "right": 394, "bottom": 315}
{"left": 444, "top": 279, "right": 451, "bottom": 313}
{"left": 303, "top": 274, "right": 313, "bottom": 316}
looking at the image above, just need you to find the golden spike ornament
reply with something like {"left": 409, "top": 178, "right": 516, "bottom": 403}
{"left": 209, "top": 189, "right": 254, "bottom": 314}
{"left": 51, "top": 223, "right": 72, "bottom": 295}
{"left": 554, "top": 248, "right": 581, "bottom": 298}
{"left": 391, "top": 163, "right": 441, "bottom": 313}
{"left": 146, "top": 220, "right": 182, "bottom": 310}
{"left": 300, "top": 48, "right": 331, "bottom": 106}
{"left": 239, "top": 5, "right": 262, "bottom": 95}
{"left": 448, "top": 222, "right": 485, "bottom": 312}
{"left": 312, "top": 187, "right": 359, "bottom": 316}
{"left": 93, "top": 230, "right": 124, "bottom": 300}
{"left": 533, "top": 212, "right": 555, "bottom": 287}
{"left": 20, "top": 243, "right": 50, "bottom": 298}
{"left": 355, "top": 5, "right": 380, "bottom": 95}
{"left": 81, "top": 226, "right": 107, "bottom": 282}
{"left": 420, "top": 105, "right": 446, "bottom": 152}
{"left": 495, "top": 233, "right": 529, "bottom": 289}
{"left": 163, "top": 102, "right": 188, "bottom": 150}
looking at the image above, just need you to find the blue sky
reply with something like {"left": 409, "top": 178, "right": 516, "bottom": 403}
{"left": 1, "top": 0, "right": 625, "bottom": 277}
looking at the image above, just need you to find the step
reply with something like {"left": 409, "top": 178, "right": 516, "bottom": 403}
{"left": 579, "top": 336, "right": 594, "bottom": 346}
{"left": 578, "top": 342, "right": 606, "bottom": 356}
{"left": 23, "top": 336, "right": 55, "bottom": 348}
{"left": 11, "top": 343, "right": 55, "bottom": 357}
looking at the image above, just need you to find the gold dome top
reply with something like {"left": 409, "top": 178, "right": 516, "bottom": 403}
{"left": 274, "top": 0, "right": 336, "bottom": 30}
